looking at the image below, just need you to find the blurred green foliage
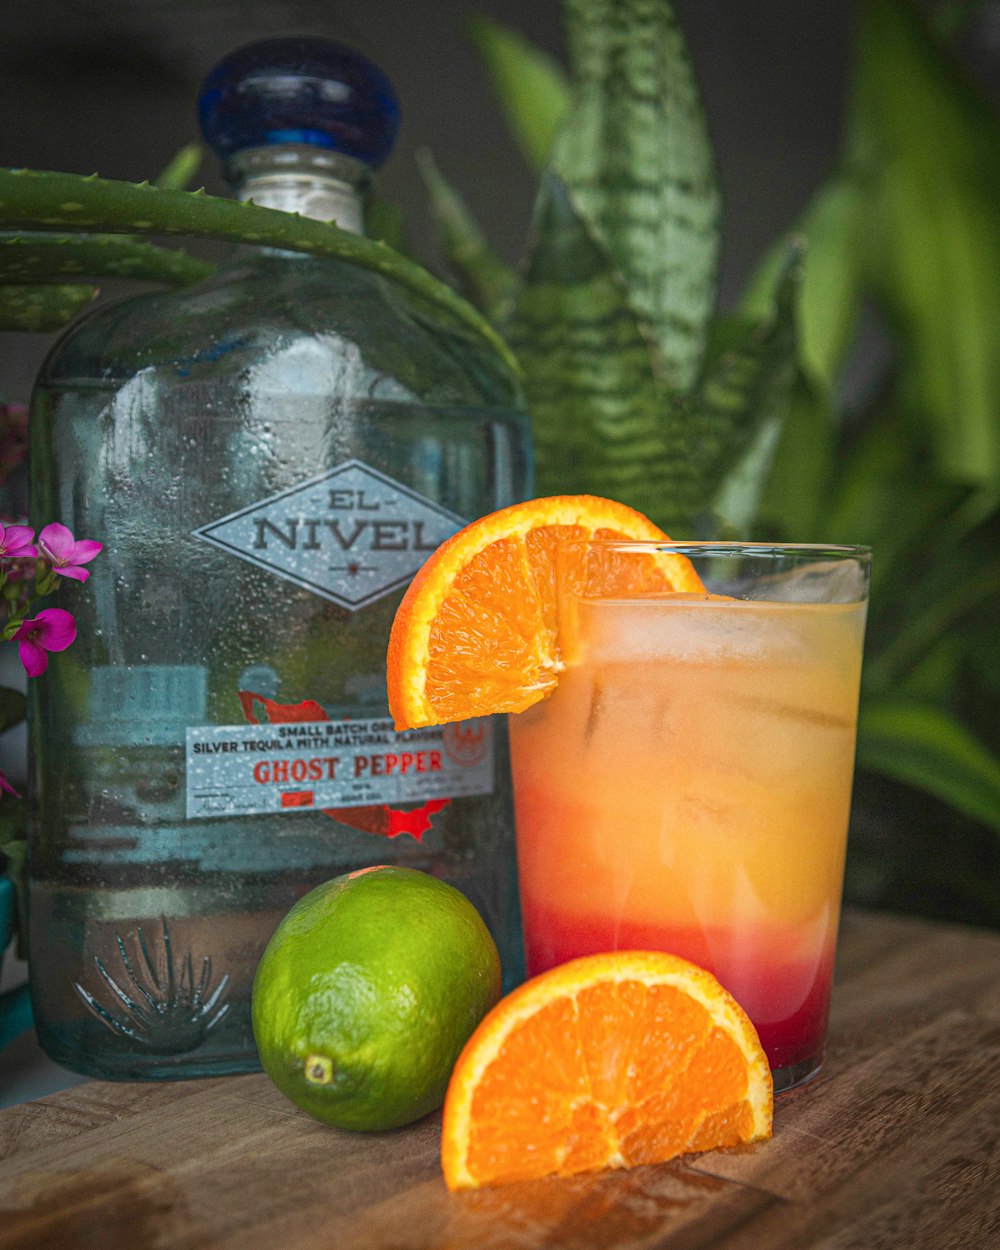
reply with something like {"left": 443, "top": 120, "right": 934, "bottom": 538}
{"left": 418, "top": 0, "right": 1000, "bottom": 927}
{"left": 0, "top": 0, "right": 997, "bottom": 929}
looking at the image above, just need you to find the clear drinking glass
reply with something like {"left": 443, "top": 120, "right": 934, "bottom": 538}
{"left": 508, "top": 541, "right": 870, "bottom": 1092}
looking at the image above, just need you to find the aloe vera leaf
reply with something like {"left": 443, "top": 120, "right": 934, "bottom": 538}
{"left": 508, "top": 172, "right": 697, "bottom": 529}
{"left": 416, "top": 149, "right": 518, "bottom": 324}
{"left": 694, "top": 253, "right": 801, "bottom": 533}
{"left": 154, "top": 142, "right": 205, "bottom": 191}
{"left": 468, "top": 16, "right": 571, "bottom": 169}
{"left": 849, "top": 0, "right": 1000, "bottom": 483}
{"left": 740, "top": 178, "right": 866, "bottom": 395}
{"left": 0, "top": 233, "right": 214, "bottom": 284}
{"left": 0, "top": 168, "right": 516, "bottom": 372}
{"left": 0, "top": 282, "right": 98, "bottom": 331}
{"left": 552, "top": 0, "right": 721, "bottom": 392}
{"left": 856, "top": 697, "right": 1000, "bottom": 836}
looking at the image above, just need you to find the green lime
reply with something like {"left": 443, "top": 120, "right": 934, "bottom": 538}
{"left": 251, "top": 865, "right": 502, "bottom": 1132}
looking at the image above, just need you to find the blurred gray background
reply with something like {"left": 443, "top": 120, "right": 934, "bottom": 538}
{"left": 0, "top": 0, "right": 860, "bottom": 400}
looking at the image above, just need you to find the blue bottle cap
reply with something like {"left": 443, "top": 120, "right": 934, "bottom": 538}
{"left": 198, "top": 38, "right": 400, "bottom": 168}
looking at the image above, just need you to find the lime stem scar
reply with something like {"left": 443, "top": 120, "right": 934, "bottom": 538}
{"left": 305, "top": 1054, "right": 333, "bottom": 1085}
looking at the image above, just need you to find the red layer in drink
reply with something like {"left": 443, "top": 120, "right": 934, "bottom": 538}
{"left": 522, "top": 899, "right": 835, "bottom": 1073}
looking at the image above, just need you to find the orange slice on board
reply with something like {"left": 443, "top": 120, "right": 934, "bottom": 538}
{"left": 386, "top": 495, "right": 703, "bottom": 730}
{"left": 441, "top": 950, "right": 773, "bottom": 1191}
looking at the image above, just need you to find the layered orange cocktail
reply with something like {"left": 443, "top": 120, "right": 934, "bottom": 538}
{"left": 510, "top": 543, "right": 868, "bottom": 1090}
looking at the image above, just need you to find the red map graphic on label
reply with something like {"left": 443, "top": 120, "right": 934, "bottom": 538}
{"left": 237, "top": 691, "right": 450, "bottom": 840}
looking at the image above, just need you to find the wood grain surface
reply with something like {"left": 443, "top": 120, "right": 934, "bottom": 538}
{"left": 1, "top": 909, "right": 998, "bottom": 1250}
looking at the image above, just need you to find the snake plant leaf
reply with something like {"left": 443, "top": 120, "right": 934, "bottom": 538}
{"left": 0, "top": 168, "right": 516, "bottom": 372}
{"left": 468, "top": 17, "right": 571, "bottom": 170}
{"left": 508, "top": 172, "right": 698, "bottom": 528}
{"left": 416, "top": 149, "right": 519, "bottom": 325}
{"left": 694, "top": 252, "right": 801, "bottom": 534}
{"left": 857, "top": 697, "right": 1000, "bottom": 836}
{"left": 0, "top": 233, "right": 214, "bottom": 285}
{"left": 0, "top": 282, "right": 98, "bottom": 331}
{"left": 849, "top": 0, "right": 1000, "bottom": 484}
{"left": 154, "top": 142, "right": 205, "bottom": 191}
{"left": 551, "top": 0, "right": 721, "bottom": 393}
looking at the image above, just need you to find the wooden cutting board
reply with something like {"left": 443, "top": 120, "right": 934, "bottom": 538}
{"left": 1, "top": 909, "right": 999, "bottom": 1250}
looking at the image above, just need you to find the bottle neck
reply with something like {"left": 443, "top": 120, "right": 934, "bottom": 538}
{"left": 225, "top": 145, "right": 371, "bottom": 235}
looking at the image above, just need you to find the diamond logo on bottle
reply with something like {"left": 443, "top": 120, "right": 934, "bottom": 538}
{"left": 192, "top": 459, "right": 467, "bottom": 610}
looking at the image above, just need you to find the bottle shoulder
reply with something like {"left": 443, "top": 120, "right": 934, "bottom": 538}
{"left": 36, "top": 252, "right": 523, "bottom": 411}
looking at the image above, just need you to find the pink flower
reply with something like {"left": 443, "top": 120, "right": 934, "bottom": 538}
{"left": 0, "top": 767, "right": 19, "bottom": 799}
{"left": 0, "top": 522, "right": 36, "bottom": 561}
{"left": 37, "top": 523, "right": 103, "bottom": 583}
{"left": 13, "top": 608, "right": 77, "bottom": 677}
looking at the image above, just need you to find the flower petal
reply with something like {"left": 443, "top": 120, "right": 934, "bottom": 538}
{"left": 4, "top": 524, "right": 35, "bottom": 549}
{"left": 38, "top": 522, "right": 75, "bottom": 561}
{"left": 18, "top": 637, "right": 48, "bottom": 677}
{"left": 35, "top": 608, "right": 77, "bottom": 651}
{"left": 56, "top": 565, "right": 90, "bottom": 583}
{"left": 67, "top": 539, "right": 103, "bottom": 563}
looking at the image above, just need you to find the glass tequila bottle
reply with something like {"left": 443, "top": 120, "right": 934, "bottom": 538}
{"left": 27, "top": 38, "right": 531, "bottom": 1079}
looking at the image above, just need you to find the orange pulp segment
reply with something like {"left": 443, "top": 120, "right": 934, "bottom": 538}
{"left": 386, "top": 495, "right": 703, "bottom": 730}
{"left": 440, "top": 950, "right": 773, "bottom": 1190}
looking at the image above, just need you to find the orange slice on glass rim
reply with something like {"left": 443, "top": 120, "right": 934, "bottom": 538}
{"left": 386, "top": 494, "right": 703, "bottom": 730}
{"left": 441, "top": 950, "right": 774, "bottom": 1190}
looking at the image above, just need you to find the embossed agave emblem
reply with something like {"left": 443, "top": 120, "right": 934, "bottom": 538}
{"left": 74, "top": 917, "right": 230, "bottom": 1053}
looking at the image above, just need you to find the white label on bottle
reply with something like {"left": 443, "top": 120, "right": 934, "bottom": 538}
{"left": 185, "top": 716, "right": 494, "bottom": 820}
{"left": 191, "top": 459, "right": 467, "bottom": 610}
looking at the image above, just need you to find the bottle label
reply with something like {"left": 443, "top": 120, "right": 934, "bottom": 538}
{"left": 185, "top": 716, "right": 493, "bottom": 819}
{"left": 191, "top": 458, "right": 467, "bottom": 610}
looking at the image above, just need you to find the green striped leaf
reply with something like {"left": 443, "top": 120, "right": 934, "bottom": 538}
{"left": 508, "top": 172, "right": 697, "bottom": 528}
{"left": 857, "top": 698, "right": 1000, "bottom": 836}
{"left": 469, "top": 17, "right": 571, "bottom": 169}
{"left": 552, "top": 0, "right": 721, "bottom": 392}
